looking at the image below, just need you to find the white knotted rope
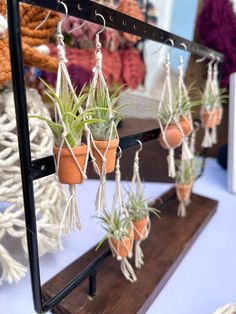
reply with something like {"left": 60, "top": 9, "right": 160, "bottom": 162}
{"left": 201, "top": 60, "right": 215, "bottom": 148}
{"left": 109, "top": 156, "right": 137, "bottom": 283}
{"left": 211, "top": 61, "right": 221, "bottom": 144}
{"left": 130, "top": 145, "right": 151, "bottom": 269}
{"left": 87, "top": 32, "right": 119, "bottom": 214}
{"left": 212, "top": 303, "right": 236, "bottom": 314}
{"left": 54, "top": 21, "right": 90, "bottom": 235}
{"left": 0, "top": 84, "right": 66, "bottom": 284}
{"left": 178, "top": 56, "right": 193, "bottom": 161}
{"left": 177, "top": 201, "right": 187, "bottom": 218}
{"left": 157, "top": 53, "right": 181, "bottom": 178}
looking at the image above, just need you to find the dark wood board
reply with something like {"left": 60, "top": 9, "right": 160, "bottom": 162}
{"left": 42, "top": 188, "right": 217, "bottom": 314}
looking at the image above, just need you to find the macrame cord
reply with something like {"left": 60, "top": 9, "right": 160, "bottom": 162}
{"left": 130, "top": 143, "right": 151, "bottom": 269}
{"left": 201, "top": 59, "right": 215, "bottom": 148}
{"left": 55, "top": 19, "right": 90, "bottom": 236}
{"left": 158, "top": 53, "right": 181, "bottom": 178}
{"left": 108, "top": 154, "right": 137, "bottom": 282}
{"left": 88, "top": 28, "right": 119, "bottom": 214}
{"left": 211, "top": 61, "right": 221, "bottom": 144}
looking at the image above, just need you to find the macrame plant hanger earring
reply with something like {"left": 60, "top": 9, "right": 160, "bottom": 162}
{"left": 130, "top": 141, "right": 151, "bottom": 269}
{"left": 211, "top": 59, "right": 222, "bottom": 144}
{"left": 88, "top": 14, "right": 119, "bottom": 214}
{"left": 109, "top": 149, "right": 137, "bottom": 282}
{"left": 200, "top": 56, "right": 215, "bottom": 148}
{"left": 178, "top": 45, "right": 193, "bottom": 161}
{"left": 54, "top": 2, "right": 90, "bottom": 236}
{"left": 158, "top": 40, "right": 183, "bottom": 178}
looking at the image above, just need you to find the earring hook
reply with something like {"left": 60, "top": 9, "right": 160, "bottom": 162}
{"left": 68, "top": 21, "right": 88, "bottom": 34}
{"left": 35, "top": 10, "right": 52, "bottom": 30}
{"left": 136, "top": 140, "right": 143, "bottom": 153}
{"left": 152, "top": 38, "right": 174, "bottom": 55}
{"left": 57, "top": 1, "right": 68, "bottom": 34}
{"left": 95, "top": 12, "right": 106, "bottom": 36}
{"left": 117, "top": 146, "right": 123, "bottom": 160}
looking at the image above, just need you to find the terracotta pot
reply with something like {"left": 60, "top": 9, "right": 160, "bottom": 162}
{"left": 133, "top": 217, "right": 148, "bottom": 241}
{"left": 180, "top": 117, "right": 192, "bottom": 136}
{"left": 158, "top": 124, "right": 183, "bottom": 149}
{"left": 201, "top": 109, "right": 217, "bottom": 128}
{"left": 91, "top": 138, "right": 119, "bottom": 174}
{"left": 215, "top": 107, "right": 223, "bottom": 125}
{"left": 176, "top": 183, "right": 192, "bottom": 202}
{"left": 53, "top": 144, "right": 87, "bottom": 184}
{"left": 110, "top": 235, "right": 131, "bottom": 258}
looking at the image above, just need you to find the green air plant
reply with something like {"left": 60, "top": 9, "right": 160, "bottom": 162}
{"left": 96, "top": 209, "right": 132, "bottom": 250}
{"left": 201, "top": 87, "right": 228, "bottom": 112}
{"left": 88, "top": 84, "right": 124, "bottom": 141}
{"left": 127, "top": 192, "right": 160, "bottom": 222}
{"left": 175, "top": 159, "right": 194, "bottom": 185}
{"left": 30, "top": 79, "right": 102, "bottom": 148}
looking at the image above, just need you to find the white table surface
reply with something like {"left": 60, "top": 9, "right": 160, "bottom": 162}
{"left": 1, "top": 158, "right": 236, "bottom": 314}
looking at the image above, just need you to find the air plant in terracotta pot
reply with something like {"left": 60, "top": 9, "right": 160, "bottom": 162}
{"left": 127, "top": 192, "right": 160, "bottom": 241}
{"left": 96, "top": 209, "right": 132, "bottom": 258}
{"left": 89, "top": 85, "right": 124, "bottom": 174}
{"left": 214, "top": 88, "right": 228, "bottom": 126}
{"left": 175, "top": 159, "right": 194, "bottom": 217}
{"left": 30, "top": 80, "right": 101, "bottom": 185}
{"left": 158, "top": 102, "right": 183, "bottom": 149}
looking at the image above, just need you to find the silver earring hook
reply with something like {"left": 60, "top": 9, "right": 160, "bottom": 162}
{"left": 136, "top": 140, "right": 143, "bottom": 154}
{"left": 68, "top": 20, "right": 88, "bottom": 34}
{"left": 35, "top": 10, "right": 52, "bottom": 30}
{"left": 152, "top": 38, "right": 174, "bottom": 55}
{"left": 95, "top": 12, "right": 106, "bottom": 36}
{"left": 57, "top": 1, "right": 68, "bottom": 35}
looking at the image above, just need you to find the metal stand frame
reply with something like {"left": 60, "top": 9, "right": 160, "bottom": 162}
{"left": 6, "top": 0, "right": 224, "bottom": 313}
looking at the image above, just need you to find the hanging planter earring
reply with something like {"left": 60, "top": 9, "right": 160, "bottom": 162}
{"left": 96, "top": 148, "right": 137, "bottom": 282}
{"left": 157, "top": 45, "right": 183, "bottom": 178}
{"left": 30, "top": 2, "right": 97, "bottom": 236}
{"left": 87, "top": 13, "right": 121, "bottom": 214}
{"left": 127, "top": 141, "right": 160, "bottom": 268}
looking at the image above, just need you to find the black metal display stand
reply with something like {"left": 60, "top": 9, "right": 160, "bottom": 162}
{"left": 6, "top": 1, "right": 224, "bottom": 313}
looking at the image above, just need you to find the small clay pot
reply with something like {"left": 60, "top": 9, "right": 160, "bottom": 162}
{"left": 91, "top": 138, "right": 119, "bottom": 174}
{"left": 110, "top": 235, "right": 131, "bottom": 258}
{"left": 176, "top": 183, "right": 192, "bottom": 202}
{"left": 180, "top": 117, "right": 192, "bottom": 136}
{"left": 133, "top": 217, "right": 148, "bottom": 241}
{"left": 159, "top": 124, "right": 183, "bottom": 149}
{"left": 201, "top": 110, "right": 217, "bottom": 128}
{"left": 215, "top": 107, "right": 223, "bottom": 125}
{"left": 53, "top": 144, "right": 87, "bottom": 184}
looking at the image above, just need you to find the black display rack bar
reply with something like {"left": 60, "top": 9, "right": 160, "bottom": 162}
{"left": 6, "top": 0, "right": 224, "bottom": 313}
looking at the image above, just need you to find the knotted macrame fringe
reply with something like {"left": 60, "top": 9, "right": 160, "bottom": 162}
{"left": 167, "top": 148, "right": 176, "bottom": 178}
{"left": 0, "top": 244, "right": 27, "bottom": 284}
{"left": 211, "top": 126, "right": 217, "bottom": 144}
{"left": 59, "top": 185, "right": 81, "bottom": 237}
{"left": 177, "top": 201, "right": 187, "bottom": 218}
{"left": 135, "top": 240, "right": 144, "bottom": 269}
{"left": 120, "top": 258, "right": 137, "bottom": 283}
{"left": 181, "top": 138, "right": 193, "bottom": 161}
{"left": 95, "top": 173, "right": 106, "bottom": 215}
{"left": 202, "top": 128, "right": 213, "bottom": 148}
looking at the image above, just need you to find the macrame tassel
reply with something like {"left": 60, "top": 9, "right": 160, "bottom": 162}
{"left": 167, "top": 148, "right": 176, "bottom": 177}
{"left": 201, "top": 128, "right": 212, "bottom": 148}
{"left": 0, "top": 244, "right": 27, "bottom": 284}
{"left": 95, "top": 174, "right": 106, "bottom": 215}
{"left": 120, "top": 258, "right": 137, "bottom": 283}
{"left": 177, "top": 201, "right": 187, "bottom": 218}
{"left": 190, "top": 129, "right": 196, "bottom": 155}
{"left": 135, "top": 241, "right": 144, "bottom": 269}
{"left": 211, "top": 126, "right": 217, "bottom": 144}
{"left": 59, "top": 185, "right": 81, "bottom": 236}
{"left": 181, "top": 138, "right": 193, "bottom": 161}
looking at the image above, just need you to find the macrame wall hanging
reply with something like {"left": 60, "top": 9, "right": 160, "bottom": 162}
{"left": 158, "top": 52, "right": 183, "bottom": 178}
{"left": 97, "top": 151, "right": 137, "bottom": 282}
{"left": 127, "top": 141, "right": 156, "bottom": 269}
{"left": 87, "top": 14, "right": 119, "bottom": 214}
{"left": 0, "top": 85, "right": 66, "bottom": 284}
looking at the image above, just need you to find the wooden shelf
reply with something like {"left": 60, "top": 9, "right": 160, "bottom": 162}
{"left": 42, "top": 188, "right": 217, "bottom": 314}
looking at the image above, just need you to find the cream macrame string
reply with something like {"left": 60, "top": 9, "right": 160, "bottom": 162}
{"left": 88, "top": 30, "right": 119, "bottom": 214}
{"left": 211, "top": 61, "right": 221, "bottom": 144}
{"left": 108, "top": 153, "right": 137, "bottom": 282}
{"left": 130, "top": 143, "right": 151, "bottom": 269}
{"left": 55, "top": 21, "right": 90, "bottom": 236}
{"left": 158, "top": 53, "right": 178, "bottom": 177}
{"left": 201, "top": 60, "right": 215, "bottom": 148}
{"left": 178, "top": 56, "right": 193, "bottom": 161}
